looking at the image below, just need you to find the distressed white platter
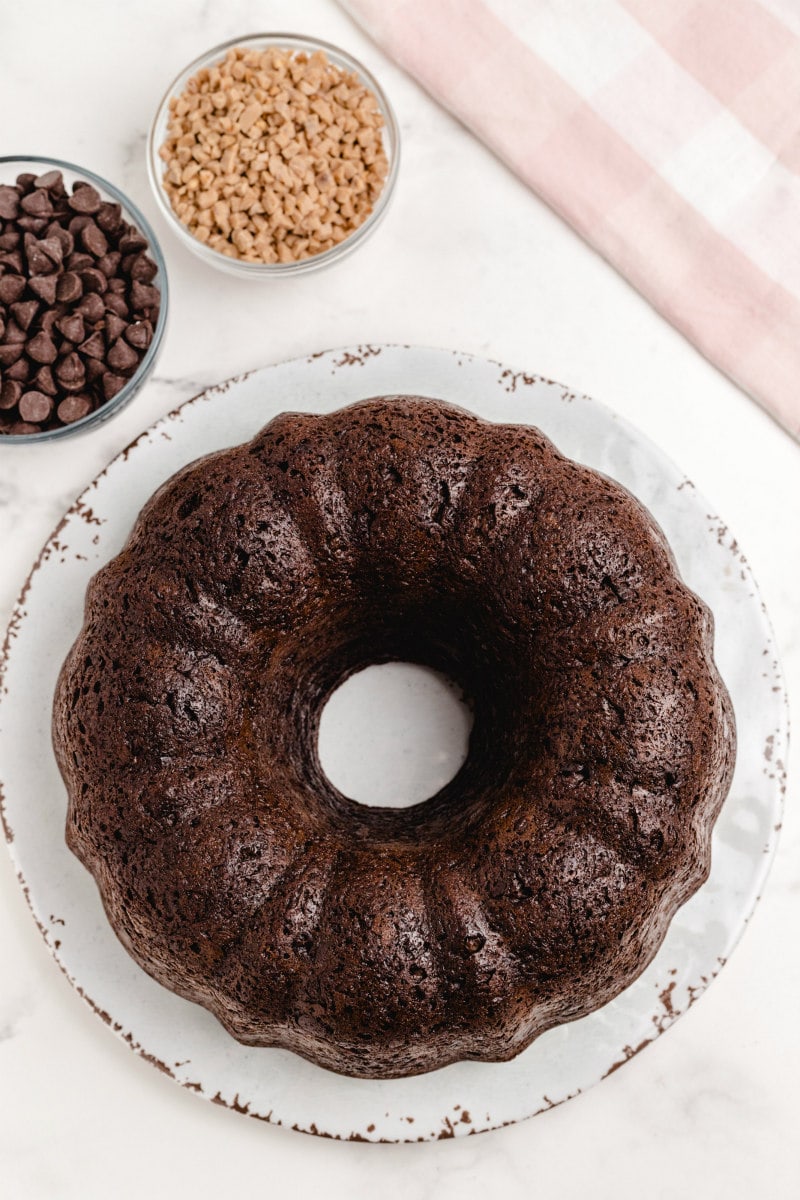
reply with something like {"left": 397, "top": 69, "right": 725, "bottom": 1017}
{"left": 0, "top": 345, "right": 788, "bottom": 1142}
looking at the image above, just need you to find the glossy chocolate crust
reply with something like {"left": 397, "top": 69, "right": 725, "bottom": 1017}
{"left": 53, "top": 396, "right": 735, "bottom": 1078}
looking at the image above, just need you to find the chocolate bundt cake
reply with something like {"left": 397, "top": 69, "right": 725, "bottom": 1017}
{"left": 53, "top": 396, "right": 735, "bottom": 1078}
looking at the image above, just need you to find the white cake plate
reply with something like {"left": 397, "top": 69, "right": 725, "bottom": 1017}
{"left": 0, "top": 345, "right": 787, "bottom": 1142}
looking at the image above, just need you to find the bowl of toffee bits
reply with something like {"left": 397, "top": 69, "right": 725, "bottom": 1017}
{"left": 148, "top": 34, "right": 400, "bottom": 276}
{"left": 0, "top": 158, "right": 167, "bottom": 442}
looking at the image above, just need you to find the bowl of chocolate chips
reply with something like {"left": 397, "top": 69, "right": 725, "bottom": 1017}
{"left": 0, "top": 157, "right": 167, "bottom": 441}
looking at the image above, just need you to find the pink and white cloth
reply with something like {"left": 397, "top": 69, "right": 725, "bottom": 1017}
{"left": 342, "top": 0, "right": 800, "bottom": 438}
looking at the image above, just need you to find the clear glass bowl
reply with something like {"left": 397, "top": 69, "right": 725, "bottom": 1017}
{"left": 147, "top": 33, "right": 400, "bottom": 278}
{"left": 0, "top": 156, "right": 169, "bottom": 445}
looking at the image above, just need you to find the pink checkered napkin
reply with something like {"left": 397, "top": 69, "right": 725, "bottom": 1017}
{"left": 342, "top": 0, "right": 800, "bottom": 438}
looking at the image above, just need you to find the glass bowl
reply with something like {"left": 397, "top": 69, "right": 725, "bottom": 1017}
{"left": 147, "top": 33, "right": 400, "bottom": 278}
{"left": 0, "top": 156, "right": 169, "bottom": 445}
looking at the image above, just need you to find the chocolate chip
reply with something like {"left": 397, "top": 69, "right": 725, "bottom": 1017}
{"left": 38, "top": 309, "right": 62, "bottom": 338}
{"left": 55, "top": 352, "right": 86, "bottom": 392}
{"left": 76, "top": 292, "right": 104, "bottom": 322}
{"left": 130, "top": 281, "right": 160, "bottom": 311}
{"left": 124, "top": 320, "right": 153, "bottom": 350}
{"left": 19, "top": 390, "right": 53, "bottom": 423}
{"left": 66, "top": 251, "right": 94, "bottom": 272}
{"left": 5, "top": 356, "right": 31, "bottom": 382}
{"left": 0, "top": 379, "right": 22, "bottom": 409}
{"left": 129, "top": 253, "right": 158, "bottom": 282}
{"left": 78, "top": 331, "right": 105, "bottom": 359}
{"left": 34, "top": 170, "right": 64, "bottom": 191}
{"left": 118, "top": 231, "right": 149, "bottom": 254}
{"left": 33, "top": 365, "right": 57, "bottom": 396}
{"left": 79, "top": 267, "right": 107, "bottom": 294}
{"left": 107, "top": 337, "right": 139, "bottom": 374}
{"left": 4, "top": 421, "right": 40, "bottom": 434}
{"left": 10, "top": 299, "right": 39, "bottom": 330}
{"left": 24, "top": 234, "right": 60, "bottom": 275}
{"left": 67, "top": 214, "right": 94, "bottom": 238}
{"left": 21, "top": 190, "right": 54, "bottom": 218}
{"left": 68, "top": 184, "right": 102, "bottom": 215}
{"left": 27, "top": 331, "right": 58, "bottom": 364}
{"left": 106, "top": 277, "right": 127, "bottom": 295}
{"left": 0, "top": 229, "right": 21, "bottom": 251}
{"left": 28, "top": 274, "right": 58, "bottom": 304}
{"left": 15, "top": 174, "right": 36, "bottom": 193}
{"left": 55, "top": 312, "right": 85, "bottom": 343}
{"left": 96, "top": 202, "right": 122, "bottom": 235}
{"left": 0, "top": 274, "right": 26, "bottom": 304}
{"left": 56, "top": 271, "right": 82, "bottom": 303}
{"left": 85, "top": 357, "right": 105, "bottom": 383}
{"left": 57, "top": 393, "right": 93, "bottom": 424}
{"left": 4, "top": 319, "right": 26, "bottom": 344}
{"left": 103, "top": 293, "right": 129, "bottom": 318}
{"left": 102, "top": 371, "right": 126, "bottom": 400}
{"left": 0, "top": 186, "right": 20, "bottom": 219}
{"left": 39, "top": 308, "right": 63, "bottom": 336}
{"left": 16, "top": 215, "right": 49, "bottom": 235}
{"left": 0, "top": 342, "right": 24, "bottom": 365}
{"left": 104, "top": 312, "right": 127, "bottom": 343}
{"left": 37, "top": 236, "right": 64, "bottom": 267}
{"left": 57, "top": 391, "right": 92, "bottom": 424}
{"left": 96, "top": 251, "right": 121, "bottom": 277}
{"left": 81, "top": 221, "right": 108, "bottom": 258}
{"left": 45, "top": 224, "right": 74, "bottom": 257}
{"left": 0, "top": 250, "right": 24, "bottom": 272}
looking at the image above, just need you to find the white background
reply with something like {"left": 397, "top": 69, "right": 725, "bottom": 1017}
{"left": 0, "top": 1, "right": 797, "bottom": 1196}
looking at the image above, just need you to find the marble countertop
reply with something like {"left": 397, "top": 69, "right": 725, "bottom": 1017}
{"left": 0, "top": 0, "right": 797, "bottom": 1196}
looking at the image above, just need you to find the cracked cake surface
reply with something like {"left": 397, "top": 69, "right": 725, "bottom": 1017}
{"left": 53, "top": 396, "right": 736, "bottom": 1078}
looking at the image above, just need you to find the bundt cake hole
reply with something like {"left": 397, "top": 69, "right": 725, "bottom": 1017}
{"left": 317, "top": 661, "right": 472, "bottom": 810}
